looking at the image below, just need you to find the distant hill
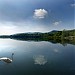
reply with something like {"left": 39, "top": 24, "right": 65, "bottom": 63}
{"left": 48, "top": 30, "right": 59, "bottom": 34}
{"left": 0, "top": 29, "right": 75, "bottom": 40}
{"left": 0, "top": 29, "right": 75, "bottom": 45}
{"left": 51, "top": 30, "right": 59, "bottom": 32}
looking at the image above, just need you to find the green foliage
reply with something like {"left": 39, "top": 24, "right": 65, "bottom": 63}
{"left": 0, "top": 29, "right": 75, "bottom": 42}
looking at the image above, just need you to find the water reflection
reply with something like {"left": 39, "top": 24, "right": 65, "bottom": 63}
{"left": 54, "top": 49, "right": 59, "bottom": 53}
{"left": 10, "top": 37, "right": 75, "bottom": 46}
{"left": 33, "top": 55, "right": 47, "bottom": 65}
{"left": 0, "top": 39, "right": 74, "bottom": 75}
{"left": 0, "top": 53, "right": 14, "bottom": 64}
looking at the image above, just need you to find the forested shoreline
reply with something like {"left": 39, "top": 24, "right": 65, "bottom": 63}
{"left": 10, "top": 29, "right": 75, "bottom": 40}
{"left": 0, "top": 29, "right": 75, "bottom": 45}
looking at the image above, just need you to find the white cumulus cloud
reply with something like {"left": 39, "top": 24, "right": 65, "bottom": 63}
{"left": 53, "top": 21, "right": 62, "bottom": 26}
{"left": 71, "top": 3, "right": 75, "bottom": 7}
{"left": 33, "top": 9, "right": 48, "bottom": 19}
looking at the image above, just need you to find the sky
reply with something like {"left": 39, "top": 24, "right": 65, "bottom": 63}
{"left": 0, "top": 0, "right": 74, "bottom": 35}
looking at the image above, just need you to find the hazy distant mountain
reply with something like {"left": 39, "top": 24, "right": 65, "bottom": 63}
{"left": 48, "top": 30, "right": 59, "bottom": 34}
{"left": 51, "top": 30, "right": 59, "bottom": 32}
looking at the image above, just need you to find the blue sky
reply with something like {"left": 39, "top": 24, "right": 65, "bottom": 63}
{"left": 0, "top": 0, "right": 74, "bottom": 35}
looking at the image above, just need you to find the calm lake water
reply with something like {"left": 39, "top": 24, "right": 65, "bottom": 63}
{"left": 0, "top": 39, "right": 75, "bottom": 75}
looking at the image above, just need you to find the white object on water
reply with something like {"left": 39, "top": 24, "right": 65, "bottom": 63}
{"left": 0, "top": 53, "right": 14, "bottom": 63}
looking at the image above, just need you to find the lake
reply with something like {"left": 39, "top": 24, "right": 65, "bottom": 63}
{"left": 0, "top": 39, "right": 75, "bottom": 75}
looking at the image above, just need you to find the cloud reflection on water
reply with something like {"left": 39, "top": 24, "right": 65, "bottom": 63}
{"left": 54, "top": 49, "right": 59, "bottom": 53}
{"left": 33, "top": 55, "right": 47, "bottom": 65}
